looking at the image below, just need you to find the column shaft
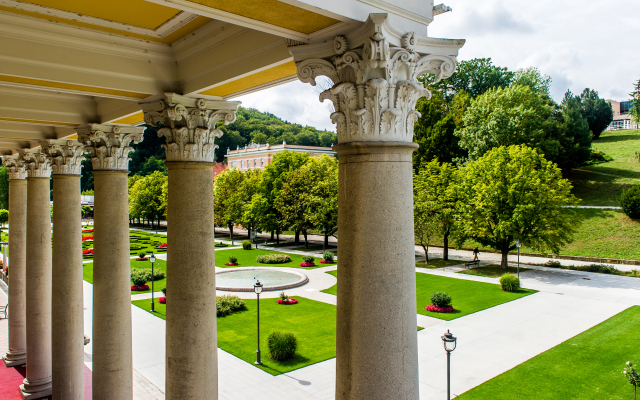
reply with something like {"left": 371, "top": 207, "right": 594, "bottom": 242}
{"left": 21, "top": 177, "right": 53, "bottom": 398}
{"left": 3, "top": 179, "right": 27, "bottom": 366}
{"left": 92, "top": 171, "right": 132, "bottom": 400}
{"left": 52, "top": 175, "right": 84, "bottom": 399}
{"left": 166, "top": 162, "right": 217, "bottom": 399}
{"left": 334, "top": 142, "right": 419, "bottom": 400}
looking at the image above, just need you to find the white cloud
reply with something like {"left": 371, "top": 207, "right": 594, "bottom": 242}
{"left": 238, "top": 0, "right": 640, "bottom": 128}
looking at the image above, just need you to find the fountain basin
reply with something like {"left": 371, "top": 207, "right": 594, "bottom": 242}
{"left": 216, "top": 268, "right": 308, "bottom": 292}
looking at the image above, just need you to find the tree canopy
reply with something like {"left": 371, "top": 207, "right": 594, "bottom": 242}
{"left": 578, "top": 88, "right": 613, "bottom": 139}
{"left": 630, "top": 79, "right": 640, "bottom": 126}
{"left": 128, "top": 171, "right": 167, "bottom": 227}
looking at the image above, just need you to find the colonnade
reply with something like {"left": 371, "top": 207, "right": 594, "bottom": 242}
{"left": 1, "top": 13, "right": 460, "bottom": 400}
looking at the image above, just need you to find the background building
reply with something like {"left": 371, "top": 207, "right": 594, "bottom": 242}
{"left": 225, "top": 142, "right": 335, "bottom": 170}
{"left": 606, "top": 100, "right": 638, "bottom": 130}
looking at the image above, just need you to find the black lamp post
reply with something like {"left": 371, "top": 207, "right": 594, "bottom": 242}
{"left": 254, "top": 280, "right": 263, "bottom": 365}
{"left": 515, "top": 240, "right": 521, "bottom": 285}
{"left": 149, "top": 253, "right": 156, "bottom": 312}
{"left": 442, "top": 329, "right": 457, "bottom": 400}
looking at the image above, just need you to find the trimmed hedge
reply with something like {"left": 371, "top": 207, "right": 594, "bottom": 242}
{"left": 257, "top": 254, "right": 292, "bottom": 264}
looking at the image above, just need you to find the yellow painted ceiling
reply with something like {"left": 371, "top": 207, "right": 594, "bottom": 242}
{"left": 18, "top": 0, "right": 181, "bottom": 30}
{"left": 199, "top": 61, "right": 297, "bottom": 97}
{"left": 186, "top": 0, "right": 339, "bottom": 34}
{"left": 0, "top": 74, "right": 150, "bottom": 99}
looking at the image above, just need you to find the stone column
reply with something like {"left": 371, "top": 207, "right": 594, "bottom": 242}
{"left": 77, "top": 124, "right": 144, "bottom": 400}
{"left": 2, "top": 157, "right": 27, "bottom": 367}
{"left": 289, "top": 14, "right": 464, "bottom": 400}
{"left": 42, "top": 140, "right": 86, "bottom": 399}
{"left": 19, "top": 150, "right": 53, "bottom": 399}
{"left": 140, "top": 93, "right": 239, "bottom": 399}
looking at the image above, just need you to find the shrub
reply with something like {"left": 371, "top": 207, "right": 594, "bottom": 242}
{"left": 242, "top": 240, "right": 253, "bottom": 250}
{"left": 430, "top": 292, "right": 452, "bottom": 307}
{"left": 131, "top": 273, "right": 148, "bottom": 287}
{"left": 571, "top": 264, "right": 619, "bottom": 274}
{"left": 131, "top": 268, "right": 165, "bottom": 283}
{"left": 544, "top": 260, "right": 561, "bottom": 268}
{"left": 138, "top": 252, "right": 147, "bottom": 259}
{"left": 279, "top": 291, "right": 288, "bottom": 301}
{"left": 216, "top": 295, "right": 246, "bottom": 317}
{"left": 302, "top": 255, "right": 315, "bottom": 263}
{"left": 322, "top": 251, "right": 334, "bottom": 262}
{"left": 228, "top": 256, "right": 238, "bottom": 264}
{"left": 161, "top": 286, "right": 166, "bottom": 296}
{"left": 267, "top": 331, "right": 297, "bottom": 361}
{"left": 619, "top": 185, "right": 640, "bottom": 218}
{"left": 500, "top": 273, "right": 520, "bottom": 292}
{"left": 257, "top": 254, "right": 292, "bottom": 264}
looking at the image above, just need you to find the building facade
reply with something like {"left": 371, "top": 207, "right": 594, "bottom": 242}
{"left": 606, "top": 100, "right": 638, "bottom": 130}
{"left": 226, "top": 142, "right": 335, "bottom": 170}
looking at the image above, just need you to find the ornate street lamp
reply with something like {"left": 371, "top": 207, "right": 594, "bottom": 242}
{"left": 442, "top": 330, "right": 457, "bottom": 400}
{"left": 254, "top": 280, "right": 263, "bottom": 365}
{"left": 149, "top": 253, "right": 156, "bottom": 312}
{"left": 515, "top": 240, "right": 521, "bottom": 285}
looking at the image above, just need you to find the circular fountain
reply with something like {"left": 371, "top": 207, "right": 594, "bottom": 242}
{"left": 215, "top": 268, "right": 308, "bottom": 292}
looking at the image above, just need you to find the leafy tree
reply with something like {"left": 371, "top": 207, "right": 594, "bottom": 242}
{"left": 128, "top": 171, "right": 167, "bottom": 228}
{"left": 81, "top": 189, "right": 94, "bottom": 195}
{"left": 213, "top": 168, "right": 246, "bottom": 239}
{"left": 511, "top": 67, "right": 552, "bottom": 96}
{"left": 579, "top": 88, "right": 613, "bottom": 139}
{"left": 0, "top": 209, "right": 8, "bottom": 229}
{"left": 252, "top": 132, "right": 268, "bottom": 144}
{"left": 304, "top": 155, "right": 338, "bottom": 248}
{"left": 559, "top": 90, "right": 592, "bottom": 168}
{"left": 128, "top": 127, "right": 166, "bottom": 176}
{"left": 629, "top": 79, "right": 640, "bottom": 127}
{"left": 276, "top": 166, "right": 315, "bottom": 248}
{"left": 413, "top": 161, "right": 461, "bottom": 260}
{"left": 138, "top": 155, "right": 167, "bottom": 176}
{"left": 420, "top": 58, "right": 513, "bottom": 102}
{"left": 413, "top": 199, "right": 439, "bottom": 264}
{"left": 0, "top": 167, "right": 8, "bottom": 209}
{"left": 456, "top": 145, "right": 579, "bottom": 268}
{"left": 238, "top": 169, "right": 262, "bottom": 238}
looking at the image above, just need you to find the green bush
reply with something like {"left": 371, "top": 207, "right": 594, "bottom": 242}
{"left": 131, "top": 272, "right": 148, "bottom": 287}
{"left": 161, "top": 286, "right": 166, "bottom": 296}
{"left": 242, "top": 240, "right": 253, "bottom": 250}
{"left": 544, "top": 260, "right": 561, "bottom": 268}
{"left": 257, "top": 254, "right": 292, "bottom": 264}
{"left": 216, "top": 295, "right": 246, "bottom": 317}
{"left": 302, "top": 255, "right": 315, "bottom": 263}
{"left": 228, "top": 256, "right": 238, "bottom": 264}
{"left": 323, "top": 251, "right": 334, "bottom": 262}
{"left": 267, "top": 331, "right": 297, "bottom": 361}
{"left": 215, "top": 242, "right": 229, "bottom": 248}
{"left": 570, "top": 264, "right": 619, "bottom": 274}
{"left": 131, "top": 268, "right": 165, "bottom": 283}
{"left": 430, "top": 292, "right": 452, "bottom": 307}
{"left": 619, "top": 185, "right": 640, "bottom": 218}
{"left": 138, "top": 252, "right": 147, "bottom": 259}
{"left": 500, "top": 273, "right": 520, "bottom": 292}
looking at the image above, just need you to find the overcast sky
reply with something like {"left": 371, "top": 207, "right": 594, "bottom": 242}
{"left": 237, "top": 0, "right": 640, "bottom": 132}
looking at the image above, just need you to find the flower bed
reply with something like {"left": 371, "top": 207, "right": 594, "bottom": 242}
{"left": 425, "top": 305, "right": 454, "bottom": 313}
{"left": 319, "top": 260, "right": 334, "bottom": 264}
{"left": 82, "top": 229, "right": 94, "bottom": 233}
{"left": 256, "top": 254, "right": 291, "bottom": 264}
{"left": 135, "top": 258, "right": 147, "bottom": 261}
{"left": 277, "top": 298, "right": 298, "bottom": 305}
{"left": 158, "top": 243, "right": 167, "bottom": 249}
{"left": 131, "top": 284, "right": 150, "bottom": 291}
{"left": 158, "top": 297, "right": 166, "bottom": 304}
{"left": 82, "top": 236, "right": 93, "bottom": 241}
{"left": 300, "top": 262, "right": 315, "bottom": 267}
{"left": 82, "top": 249, "right": 93, "bottom": 256}
{"left": 224, "top": 262, "right": 239, "bottom": 266}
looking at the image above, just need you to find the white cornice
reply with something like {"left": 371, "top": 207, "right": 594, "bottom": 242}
{"left": 357, "top": 0, "right": 433, "bottom": 25}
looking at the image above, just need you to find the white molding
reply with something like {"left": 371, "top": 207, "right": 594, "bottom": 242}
{"left": 357, "top": 0, "right": 433, "bottom": 25}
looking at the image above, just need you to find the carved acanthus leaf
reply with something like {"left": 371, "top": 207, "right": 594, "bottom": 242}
{"left": 2, "top": 157, "right": 27, "bottom": 180}
{"left": 19, "top": 150, "right": 52, "bottom": 178}
{"left": 77, "top": 124, "right": 144, "bottom": 171}
{"left": 41, "top": 140, "right": 85, "bottom": 175}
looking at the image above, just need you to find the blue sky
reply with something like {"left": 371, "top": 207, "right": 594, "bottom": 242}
{"left": 237, "top": 0, "right": 640, "bottom": 132}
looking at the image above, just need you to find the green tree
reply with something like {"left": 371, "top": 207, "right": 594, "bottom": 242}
{"left": 413, "top": 160, "right": 461, "bottom": 260}
{"left": 511, "top": 67, "right": 552, "bottom": 96}
{"left": 456, "top": 145, "right": 579, "bottom": 268}
{"left": 413, "top": 198, "right": 439, "bottom": 264}
{"left": 0, "top": 166, "right": 8, "bottom": 209}
{"left": 128, "top": 171, "right": 167, "bottom": 228}
{"left": 213, "top": 168, "right": 246, "bottom": 240}
{"left": 0, "top": 209, "right": 8, "bottom": 239}
{"left": 629, "top": 79, "right": 640, "bottom": 127}
{"left": 559, "top": 90, "right": 593, "bottom": 168}
{"left": 579, "top": 88, "right": 613, "bottom": 139}
{"left": 252, "top": 132, "right": 268, "bottom": 144}
{"left": 238, "top": 169, "right": 262, "bottom": 238}
{"left": 276, "top": 167, "right": 315, "bottom": 248}
{"left": 138, "top": 155, "right": 167, "bottom": 176}
{"left": 305, "top": 155, "right": 338, "bottom": 248}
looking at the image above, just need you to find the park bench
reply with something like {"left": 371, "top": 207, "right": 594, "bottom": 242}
{"left": 464, "top": 260, "right": 480, "bottom": 269}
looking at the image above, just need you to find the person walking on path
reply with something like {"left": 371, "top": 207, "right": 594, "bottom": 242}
{"left": 473, "top": 247, "right": 480, "bottom": 261}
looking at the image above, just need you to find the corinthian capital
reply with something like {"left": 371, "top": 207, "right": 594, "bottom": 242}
{"left": 1, "top": 156, "right": 27, "bottom": 180}
{"left": 19, "top": 150, "right": 52, "bottom": 178}
{"left": 41, "top": 140, "right": 85, "bottom": 175}
{"left": 76, "top": 124, "right": 144, "bottom": 171}
{"left": 139, "top": 93, "right": 240, "bottom": 163}
{"left": 289, "top": 13, "right": 465, "bottom": 144}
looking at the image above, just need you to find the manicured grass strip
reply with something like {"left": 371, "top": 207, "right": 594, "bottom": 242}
{"left": 458, "top": 265, "right": 530, "bottom": 278}
{"left": 456, "top": 306, "right": 640, "bottom": 400}
{"left": 83, "top": 259, "right": 167, "bottom": 294}
{"left": 416, "top": 258, "right": 465, "bottom": 269}
{"left": 214, "top": 248, "right": 335, "bottom": 269}
{"left": 133, "top": 297, "right": 337, "bottom": 375}
{"left": 416, "top": 273, "right": 536, "bottom": 321}
{"left": 321, "top": 270, "right": 338, "bottom": 295}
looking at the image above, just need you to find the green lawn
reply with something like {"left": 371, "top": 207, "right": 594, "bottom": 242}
{"left": 323, "top": 270, "right": 535, "bottom": 320}
{"left": 416, "top": 258, "right": 465, "bottom": 269}
{"left": 416, "top": 273, "right": 536, "bottom": 320}
{"left": 288, "top": 245, "right": 338, "bottom": 255}
{"left": 133, "top": 297, "right": 337, "bottom": 375}
{"left": 456, "top": 306, "right": 640, "bottom": 400}
{"left": 83, "top": 258, "right": 167, "bottom": 294}
{"left": 215, "top": 248, "right": 335, "bottom": 269}
{"left": 458, "top": 265, "right": 531, "bottom": 278}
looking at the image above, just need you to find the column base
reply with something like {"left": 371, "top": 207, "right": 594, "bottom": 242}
{"left": 3, "top": 351, "right": 27, "bottom": 367}
{"left": 20, "top": 377, "right": 52, "bottom": 399}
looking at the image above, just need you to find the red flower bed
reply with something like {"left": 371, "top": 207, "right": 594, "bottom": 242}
{"left": 425, "top": 305, "right": 454, "bottom": 313}
{"left": 82, "top": 249, "right": 93, "bottom": 256}
{"left": 225, "top": 262, "right": 238, "bottom": 266}
{"left": 300, "top": 262, "right": 315, "bottom": 267}
{"left": 131, "top": 284, "right": 149, "bottom": 291}
{"left": 319, "top": 260, "right": 334, "bottom": 264}
{"left": 82, "top": 229, "right": 94, "bottom": 233}
{"left": 159, "top": 297, "right": 166, "bottom": 304}
{"left": 82, "top": 236, "right": 93, "bottom": 241}
{"left": 158, "top": 243, "right": 167, "bottom": 249}
{"left": 135, "top": 258, "right": 147, "bottom": 261}
{"left": 277, "top": 298, "right": 298, "bottom": 305}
